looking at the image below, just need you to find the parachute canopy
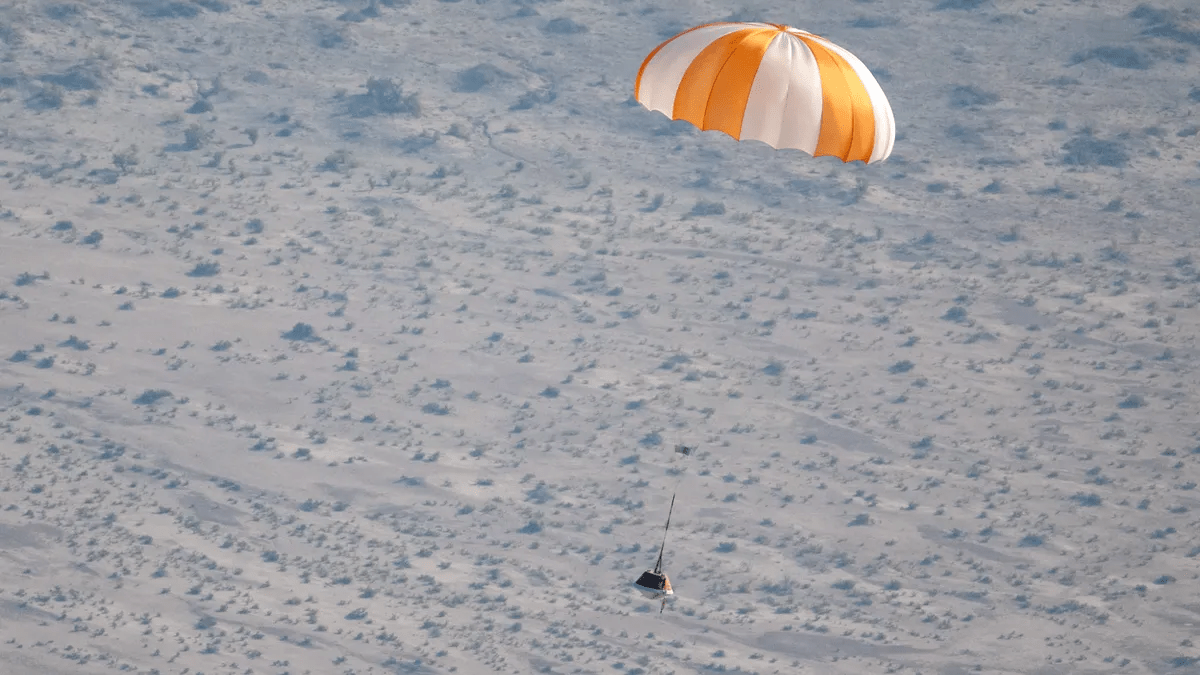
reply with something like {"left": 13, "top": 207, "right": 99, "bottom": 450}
{"left": 635, "top": 22, "right": 896, "bottom": 164}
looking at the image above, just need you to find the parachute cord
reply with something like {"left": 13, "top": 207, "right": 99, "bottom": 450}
{"left": 654, "top": 443, "right": 691, "bottom": 576}
{"left": 653, "top": 491, "right": 675, "bottom": 574}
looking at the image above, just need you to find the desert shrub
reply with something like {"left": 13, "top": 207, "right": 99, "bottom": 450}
{"left": 133, "top": 389, "right": 172, "bottom": 405}
{"left": 689, "top": 200, "right": 725, "bottom": 217}
{"left": 948, "top": 84, "right": 998, "bottom": 108}
{"left": 282, "top": 323, "right": 318, "bottom": 341}
{"left": 39, "top": 64, "right": 101, "bottom": 91}
{"left": 1118, "top": 394, "right": 1145, "bottom": 409}
{"left": 26, "top": 85, "right": 64, "bottom": 111}
{"left": 317, "top": 25, "right": 348, "bottom": 49}
{"left": 46, "top": 3, "right": 82, "bottom": 20}
{"left": 934, "top": 0, "right": 986, "bottom": 9}
{"left": 348, "top": 77, "right": 420, "bottom": 117}
{"left": 131, "top": 1, "right": 201, "bottom": 19}
{"left": 60, "top": 336, "right": 89, "bottom": 350}
{"left": 186, "top": 98, "right": 212, "bottom": 114}
{"left": 640, "top": 432, "right": 662, "bottom": 446}
{"left": 179, "top": 124, "right": 211, "bottom": 150}
{"left": 1068, "top": 46, "right": 1153, "bottom": 70}
{"left": 319, "top": 149, "right": 355, "bottom": 172}
{"left": 454, "top": 64, "right": 511, "bottom": 93}
{"left": 187, "top": 261, "right": 220, "bottom": 277}
{"left": 542, "top": 17, "right": 587, "bottom": 34}
{"left": 510, "top": 88, "right": 556, "bottom": 111}
{"left": 1062, "top": 130, "right": 1129, "bottom": 168}
{"left": 113, "top": 145, "right": 138, "bottom": 172}
{"left": 942, "top": 306, "right": 968, "bottom": 322}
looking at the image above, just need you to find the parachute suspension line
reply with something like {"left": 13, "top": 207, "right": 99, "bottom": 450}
{"left": 653, "top": 491, "right": 676, "bottom": 575}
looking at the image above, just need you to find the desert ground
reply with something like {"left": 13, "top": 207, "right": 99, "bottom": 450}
{"left": 0, "top": 1, "right": 1198, "bottom": 674}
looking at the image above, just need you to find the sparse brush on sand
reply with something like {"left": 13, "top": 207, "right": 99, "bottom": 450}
{"left": 0, "top": 1, "right": 1196, "bottom": 674}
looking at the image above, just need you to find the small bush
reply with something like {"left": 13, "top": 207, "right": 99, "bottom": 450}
{"left": 282, "top": 322, "right": 319, "bottom": 342}
{"left": 319, "top": 149, "right": 355, "bottom": 173}
{"left": 1062, "top": 130, "right": 1129, "bottom": 168}
{"left": 182, "top": 124, "right": 212, "bottom": 150}
{"left": 948, "top": 84, "right": 998, "bottom": 108}
{"left": 542, "top": 17, "right": 588, "bottom": 34}
{"left": 349, "top": 78, "right": 420, "bottom": 117}
{"left": 26, "top": 84, "right": 64, "bottom": 111}
{"left": 186, "top": 99, "right": 212, "bottom": 114}
{"left": 454, "top": 64, "right": 511, "bottom": 93}
{"left": 934, "top": 0, "right": 987, "bottom": 9}
{"left": 1118, "top": 394, "right": 1145, "bottom": 409}
{"left": 187, "top": 261, "right": 220, "bottom": 277}
{"left": 689, "top": 200, "right": 726, "bottom": 217}
{"left": 1068, "top": 46, "right": 1153, "bottom": 70}
{"left": 60, "top": 335, "right": 89, "bottom": 351}
{"left": 422, "top": 402, "right": 450, "bottom": 415}
{"left": 942, "top": 306, "right": 968, "bottom": 322}
{"left": 133, "top": 389, "right": 172, "bottom": 405}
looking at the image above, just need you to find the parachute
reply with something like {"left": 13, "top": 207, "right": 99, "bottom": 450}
{"left": 635, "top": 22, "right": 896, "bottom": 164}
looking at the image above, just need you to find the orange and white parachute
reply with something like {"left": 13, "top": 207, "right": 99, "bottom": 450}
{"left": 635, "top": 22, "right": 896, "bottom": 164}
